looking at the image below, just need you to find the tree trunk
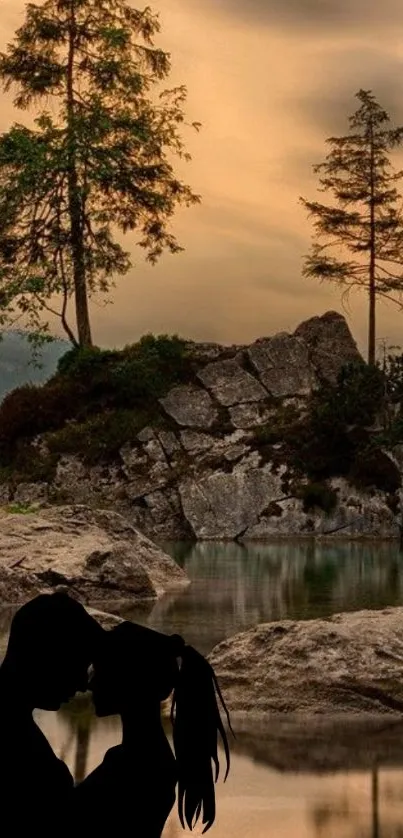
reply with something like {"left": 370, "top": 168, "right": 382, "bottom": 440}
{"left": 368, "top": 251, "right": 376, "bottom": 365}
{"left": 368, "top": 120, "right": 376, "bottom": 366}
{"left": 66, "top": 0, "right": 92, "bottom": 348}
{"left": 74, "top": 718, "right": 90, "bottom": 784}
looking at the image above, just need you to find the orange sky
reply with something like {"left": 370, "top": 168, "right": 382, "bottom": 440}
{"left": 2, "top": 0, "right": 403, "bottom": 353}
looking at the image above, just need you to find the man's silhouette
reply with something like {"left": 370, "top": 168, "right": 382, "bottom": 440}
{"left": 0, "top": 593, "right": 102, "bottom": 833}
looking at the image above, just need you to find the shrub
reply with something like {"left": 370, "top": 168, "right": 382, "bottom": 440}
{"left": 253, "top": 403, "right": 301, "bottom": 448}
{"left": 0, "top": 381, "right": 82, "bottom": 459}
{"left": 112, "top": 333, "right": 192, "bottom": 407}
{"left": 46, "top": 409, "right": 153, "bottom": 464}
{"left": 0, "top": 333, "right": 193, "bottom": 467}
{"left": 11, "top": 442, "right": 58, "bottom": 483}
{"left": 56, "top": 334, "right": 193, "bottom": 410}
{"left": 348, "top": 446, "right": 401, "bottom": 494}
{"left": 311, "top": 362, "right": 385, "bottom": 429}
{"left": 298, "top": 481, "right": 338, "bottom": 515}
{"left": 56, "top": 345, "right": 119, "bottom": 377}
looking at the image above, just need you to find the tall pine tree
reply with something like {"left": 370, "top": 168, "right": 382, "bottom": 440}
{"left": 0, "top": 0, "right": 200, "bottom": 346}
{"left": 301, "top": 90, "right": 403, "bottom": 365}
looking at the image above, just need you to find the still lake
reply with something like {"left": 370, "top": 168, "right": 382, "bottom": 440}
{"left": 30, "top": 541, "right": 403, "bottom": 836}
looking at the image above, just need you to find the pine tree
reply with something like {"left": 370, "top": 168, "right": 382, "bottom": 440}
{"left": 301, "top": 90, "right": 403, "bottom": 365}
{"left": 0, "top": 0, "right": 200, "bottom": 346}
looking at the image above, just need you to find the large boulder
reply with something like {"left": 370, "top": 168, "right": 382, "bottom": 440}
{"left": 294, "top": 310, "right": 361, "bottom": 383}
{"left": 209, "top": 607, "right": 403, "bottom": 717}
{"left": 0, "top": 505, "right": 188, "bottom": 605}
{"left": 247, "top": 333, "right": 315, "bottom": 397}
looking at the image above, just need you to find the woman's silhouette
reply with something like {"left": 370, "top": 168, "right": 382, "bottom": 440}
{"left": 76, "top": 621, "right": 232, "bottom": 835}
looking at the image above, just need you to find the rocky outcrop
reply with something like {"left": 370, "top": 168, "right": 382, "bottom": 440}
{"left": 0, "top": 505, "right": 188, "bottom": 605}
{"left": 295, "top": 310, "right": 361, "bottom": 383}
{"left": 1, "top": 310, "right": 388, "bottom": 542}
{"left": 209, "top": 607, "right": 403, "bottom": 717}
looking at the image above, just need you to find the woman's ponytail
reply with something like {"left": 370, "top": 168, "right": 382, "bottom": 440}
{"left": 170, "top": 642, "right": 233, "bottom": 833}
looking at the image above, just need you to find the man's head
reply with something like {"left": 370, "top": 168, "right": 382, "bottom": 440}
{"left": 2, "top": 593, "right": 104, "bottom": 710}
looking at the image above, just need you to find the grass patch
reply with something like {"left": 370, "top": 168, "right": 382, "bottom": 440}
{"left": 6, "top": 501, "right": 37, "bottom": 514}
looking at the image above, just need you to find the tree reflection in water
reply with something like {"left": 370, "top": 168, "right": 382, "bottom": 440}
{"left": 311, "top": 765, "right": 403, "bottom": 838}
{"left": 59, "top": 694, "right": 94, "bottom": 783}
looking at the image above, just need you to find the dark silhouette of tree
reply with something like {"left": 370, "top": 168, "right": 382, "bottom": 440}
{"left": 301, "top": 90, "right": 403, "bottom": 365}
{"left": 0, "top": 0, "right": 200, "bottom": 346}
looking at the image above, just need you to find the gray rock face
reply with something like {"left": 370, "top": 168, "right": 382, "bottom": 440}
{"left": 0, "top": 505, "right": 188, "bottom": 605}
{"left": 242, "top": 479, "right": 399, "bottom": 539}
{"left": 209, "top": 607, "right": 403, "bottom": 717}
{"left": 140, "top": 489, "right": 188, "bottom": 540}
{"left": 180, "top": 430, "right": 215, "bottom": 454}
{"left": 197, "top": 358, "right": 267, "bottom": 406}
{"left": 229, "top": 403, "right": 276, "bottom": 430}
{"left": 247, "top": 333, "right": 315, "bottom": 397}
{"left": 52, "top": 456, "right": 122, "bottom": 507}
{"left": 160, "top": 385, "right": 218, "bottom": 428}
{"left": 294, "top": 310, "right": 361, "bottom": 383}
{"left": 13, "top": 482, "right": 49, "bottom": 504}
{"left": 179, "top": 465, "right": 283, "bottom": 539}
{"left": 183, "top": 340, "right": 244, "bottom": 364}
{"left": 156, "top": 430, "right": 182, "bottom": 458}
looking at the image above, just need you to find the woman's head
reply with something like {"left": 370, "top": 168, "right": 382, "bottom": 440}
{"left": 90, "top": 621, "right": 183, "bottom": 716}
{"left": 91, "top": 620, "right": 233, "bottom": 833}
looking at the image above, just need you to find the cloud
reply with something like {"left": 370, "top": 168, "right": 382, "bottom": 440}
{"left": 189, "top": 0, "right": 403, "bottom": 33}
{"left": 288, "top": 48, "right": 403, "bottom": 140}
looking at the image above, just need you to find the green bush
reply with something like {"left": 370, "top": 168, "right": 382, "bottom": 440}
{"left": 282, "top": 363, "right": 386, "bottom": 483}
{"left": 4, "top": 441, "right": 58, "bottom": 483}
{"left": 348, "top": 446, "right": 401, "bottom": 494}
{"left": 112, "top": 334, "right": 192, "bottom": 406}
{"left": 253, "top": 403, "right": 301, "bottom": 448}
{"left": 311, "top": 362, "right": 384, "bottom": 430}
{"left": 46, "top": 409, "right": 153, "bottom": 464}
{"left": 0, "top": 381, "right": 82, "bottom": 459}
{"left": 56, "top": 345, "right": 119, "bottom": 377}
{"left": 298, "top": 481, "right": 338, "bottom": 515}
{"left": 0, "top": 333, "right": 193, "bottom": 466}
{"left": 56, "top": 334, "right": 192, "bottom": 410}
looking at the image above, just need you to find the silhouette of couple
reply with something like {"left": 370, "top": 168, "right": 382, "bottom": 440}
{"left": 0, "top": 593, "right": 231, "bottom": 836}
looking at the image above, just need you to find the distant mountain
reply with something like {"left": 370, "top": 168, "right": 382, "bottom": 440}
{"left": 0, "top": 332, "right": 69, "bottom": 402}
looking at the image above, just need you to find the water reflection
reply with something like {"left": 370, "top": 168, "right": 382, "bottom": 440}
{"left": 5, "top": 540, "right": 403, "bottom": 838}
{"left": 34, "top": 704, "right": 403, "bottom": 838}
{"left": 123, "top": 540, "right": 403, "bottom": 654}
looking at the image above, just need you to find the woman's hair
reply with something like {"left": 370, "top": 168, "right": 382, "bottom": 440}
{"left": 107, "top": 622, "right": 233, "bottom": 833}
{"left": 169, "top": 635, "right": 233, "bottom": 834}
